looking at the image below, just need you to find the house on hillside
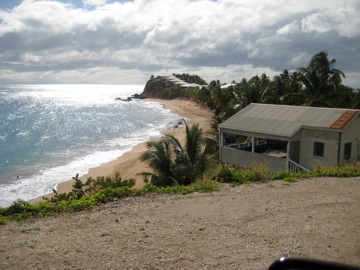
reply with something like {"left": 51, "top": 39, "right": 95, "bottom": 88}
{"left": 159, "top": 75, "right": 205, "bottom": 88}
{"left": 219, "top": 103, "right": 360, "bottom": 172}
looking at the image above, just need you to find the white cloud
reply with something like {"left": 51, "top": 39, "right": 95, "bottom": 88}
{"left": 288, "top": 52, "right": 311, "bottom": 67}
{"left": 83, "top": 0, "right": 107, "bottom": 7}
{"left": 0, "top": 0, "right": 359, "bottom": 87}
{"left": 301, "top": 13, "right": 336, "bottom": 34}
{"left": 277, "top": 21, "right": 300, "bottom": 36}
{"left": 301, "top": 0, "right": 360, "bottom": 38}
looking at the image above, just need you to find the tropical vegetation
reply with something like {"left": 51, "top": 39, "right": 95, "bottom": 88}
{"left": 1, "top": 162, "right": 359, "bottom": 224}
{"left": 0, "top": 172, "right": 220, "bottom": 224}
{"left": 1, "top": 50, "right": 359, "bottom": 224}
{"left": 140, "top": 122, "right": 215, "bottom": 186}
{"left": 174, "top": 73, "right": 207, "bottom": 85}
{"left": 143, "top": 51, "right": 359, "bottom": 115}
{"left": 141, "top": 51, "right": 359, "bottom": 160}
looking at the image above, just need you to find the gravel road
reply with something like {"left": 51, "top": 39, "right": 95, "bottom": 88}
{"left": 1, "top": 177, "right": 359, "bottom": 270}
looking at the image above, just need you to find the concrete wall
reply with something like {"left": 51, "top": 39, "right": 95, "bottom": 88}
{"left": 289, "top": 141, "right": 300, "bottom": 163}
{"left": 221, "top": 147, "right": 287, "bottom": 172}
{"left": 299, "top": 129, "right": 339, "bottom": 170}
{"left": 220, "top": 115, "right": 360, "bottom": 171}
{"left": 340, "top": 116, "right": 360, "bottom": 163}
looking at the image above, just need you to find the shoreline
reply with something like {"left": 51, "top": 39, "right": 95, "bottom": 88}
{"left": 31, "top": 98, "right": 213, "bottom": 203}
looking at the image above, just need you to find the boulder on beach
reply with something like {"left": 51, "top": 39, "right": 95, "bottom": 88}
{"left": 115, "top": 97, "right": 132, "bottom": 102}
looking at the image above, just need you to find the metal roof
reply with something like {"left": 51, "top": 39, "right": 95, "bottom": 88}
{"left": 219, "top": 103, "right": 360, "bottom": 139}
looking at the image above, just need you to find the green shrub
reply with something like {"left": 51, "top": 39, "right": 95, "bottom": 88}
{"left": 70, "top": 174, "right": 85, "bottom": 199}
{"left": 66, "top": 196, "right": 97, "bottom": 212}
{"left": 54, "top": 200, "right": 72, "bottom": 213}
{"left": 271, "top": 170, "right": 291, "bottom": 180}
{"left": 4, "top": 200, "right": 40, "bottom": 216}
{"left": 192, "top": 178, "right": 220, "bottom": 192}
{"left": 37, "top": 201, "right": 56, "bottom": 215}
{"left": 216, "top": 165, "right": 238, "bottom": 183}
{"left": 144, "top": 183, "right": 160, "bottom": 193}
{"left": 159, "top": 185, "right": 193, "bottom": 195}
{"left": 0, "top": 215, "right": 8, "bottom": 225}
{"left": 93, "top": 186, "right": 134, "bottom": 203}
{"left": 0, "top": 176, "right": 150, "bottom": 223}
{"left": 15, "top": 212, "right": 34, "bottom": 221}
{"left": 85, "top": 172, "right": 135, "bottom": 194}
{"left": 282, "top": 176, "right": 297, "bottom": 183}
{"left": 311, "top": 163, "right": 360, "bottom": 177}
{"left": 242, "top": 165, "right": 269, "bottom": 182}
{"left": 44, "top": 189, "right": 71, "bottom": 203}
{"left": 144, "top": 183, "right": 193, "bottom": 195}
{"left": 270, "top": 163, "right": 360, "bottom": 181}
{"left": 216, "top": 164, "right": 269, "bottom": 184}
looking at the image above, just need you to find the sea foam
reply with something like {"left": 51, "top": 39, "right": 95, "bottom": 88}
{"left": 0, "top": 84, "right": 179, "bottom": 206}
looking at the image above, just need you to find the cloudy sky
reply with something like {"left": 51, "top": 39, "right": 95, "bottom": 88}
{"left": 0, "top": 0, "right": 359, "bottom": 87}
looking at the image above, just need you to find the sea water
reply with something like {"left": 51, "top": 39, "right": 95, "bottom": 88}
{"left": 0, "top": 84, "right": 180, "bottom": 206}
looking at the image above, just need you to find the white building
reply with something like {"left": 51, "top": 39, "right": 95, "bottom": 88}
{"left": 219, "top": 103, "right": 360, "bottom": 172}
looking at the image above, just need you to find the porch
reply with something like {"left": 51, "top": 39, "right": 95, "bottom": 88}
{"left": 219, "top": 137, "right": 308, "bottom": 173}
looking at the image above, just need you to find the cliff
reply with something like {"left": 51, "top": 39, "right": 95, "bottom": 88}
{"left": 140, "top": 74, "right": 207, "bottom": 99}
{"left": 141, "top": 76, "right": 177, "bottom": 99}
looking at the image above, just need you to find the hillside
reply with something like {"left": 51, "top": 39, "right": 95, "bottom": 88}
{"left": 141, "top": 74, "right": 206, "bottom": 99}
{"left": 1, "top": 177, "right": 359, "bottom": 270}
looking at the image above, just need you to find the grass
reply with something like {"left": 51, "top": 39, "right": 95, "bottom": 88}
{"left": 0, "top": 215, "right": 8, "bottom": 225}
{"left": 1, "top": 162, "right": 359, "bottom": 224}
{"left": 216, "top": 162, "right": 360, "bottom": 185}
{"left": 215, "top": 164, "right": 270, "bottom": 185}
{"left": 270, "top": 163, "right": 360, "bottom": 182}
{"left": 0, "top": 173, "right": 220, "bottom": 223}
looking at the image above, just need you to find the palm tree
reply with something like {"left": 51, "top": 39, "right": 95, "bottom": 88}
{"left": 140, "top": 139, "right": 176, "bottom": 187}
{"left": 263, "top": 70, "right": 304, "bottom": 105}
{"left": 197, "top": 86, "right": 213, "bottom": 107}
{"left": 140, "top": 122, "right": 215, "bottom": 186}
{"left": 298, "top": 51, "right": 346, "bottom": 107}
{"left": 239, "top": 76, "right": 264, "bottom": 107}
{"left": 350, "top": 89, "right": 360, "bottom": 109}
{"left": 203, "top": 115, "right": 227, "bottom": 160}
{"left": 329, "top": 85, "right": 356, "bottom": 108}
{"left": 165, "top": 122, "right": 214, "bottom": 185}
{"left": 283, "top": 71, "right": 304, "bottom": 105}
{"left": 209, "top": 80, "right": 223, "bottom": 113}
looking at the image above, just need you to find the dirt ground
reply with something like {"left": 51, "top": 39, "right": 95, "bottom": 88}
{"left": 1, "top": 177, "right": 360, "bottom": 270}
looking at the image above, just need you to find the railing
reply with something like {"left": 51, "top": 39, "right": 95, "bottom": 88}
{"left": 225, "top": 140, "right": 268, "bottom": 152}
{"left": 221, "top": 146, "right": 286, "bottom": 172}
{"left": 288, "top": 159, "right": 309, "bottom": 173}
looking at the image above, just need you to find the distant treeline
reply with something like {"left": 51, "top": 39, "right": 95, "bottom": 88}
{"left": 173, "top": 73, "right": 207, "bottom": 85}
{"left": 142, "top": 51, "right": 360, "bottom": 117}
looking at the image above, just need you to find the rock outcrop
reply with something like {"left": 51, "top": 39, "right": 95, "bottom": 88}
{"left": 140, "top": 74, "right": 207, "bottom": 99}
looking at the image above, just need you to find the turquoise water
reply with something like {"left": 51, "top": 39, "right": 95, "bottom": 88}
{"left": 0, "top": 84, "right": 179, "bottom": 206}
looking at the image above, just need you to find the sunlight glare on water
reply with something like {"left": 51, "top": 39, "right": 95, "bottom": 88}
{"left": 0, "top": 84, "right": 180, "bottom": 206}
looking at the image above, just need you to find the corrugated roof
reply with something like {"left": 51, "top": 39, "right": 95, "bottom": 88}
{"left": 330, "top": 110, "right": 358, "bottom": 129}
{"left": 219, "top": 103, "right": 360, "bottom": 138}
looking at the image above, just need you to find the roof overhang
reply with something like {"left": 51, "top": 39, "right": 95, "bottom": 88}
{"left": 220, "top": 127, "right": 292, "bottom": 141}
{"left": 219, "top": 104, "right": 360, "bottom": 141}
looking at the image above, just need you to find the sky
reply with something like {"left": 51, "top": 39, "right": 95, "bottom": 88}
{"left": 0, "top": 0, "right": 359, "bottom": 87}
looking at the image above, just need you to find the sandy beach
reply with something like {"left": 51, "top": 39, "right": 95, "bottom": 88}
{"left": 34, "top": 98, "right": 213, "bottom": 201}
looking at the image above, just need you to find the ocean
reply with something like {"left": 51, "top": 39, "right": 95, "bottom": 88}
{"left": 0, "top": 84, "right": 180, "bottom": 207}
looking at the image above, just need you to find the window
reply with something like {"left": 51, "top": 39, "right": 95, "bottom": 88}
{"left": 344, "top": 142, "right": 351, "bottom": 161}
{"left": 313, "top": 142, "right": 324, "bottom": 157}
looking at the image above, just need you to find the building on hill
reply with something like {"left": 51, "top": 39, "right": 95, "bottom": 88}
{"left": 159, "top": 75, "right": 206, "bottom": 88}
{"left": 219, "top": 103, "right": 360, "bottom": 172}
